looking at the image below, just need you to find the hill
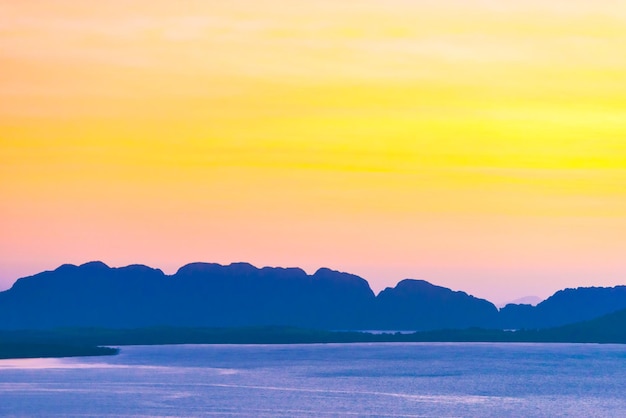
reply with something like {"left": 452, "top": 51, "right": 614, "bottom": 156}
{"left": 0, "top": 261, "right": 497, "bottom": 331}
{"left": 1, "top": 261, "right": 625, "bottom": 332}
{"left": 499, "top": 286, "right": 626, "bottom": 329}
{"left": 375, "top": 279, "right": 499, "bottom": 330}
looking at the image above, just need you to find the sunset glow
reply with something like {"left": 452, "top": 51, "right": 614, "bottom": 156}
{"left": 2, "top": 0, "right": 626, "bottom": 303}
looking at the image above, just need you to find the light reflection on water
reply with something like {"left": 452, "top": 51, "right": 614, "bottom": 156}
{"left": 0, "top": 357, "right": 66, "bottom": 369}
{"left": 0, "top": 357, "right": 168, "bottom": 370}
{"left": 1, "top": 343, "right": 625, "bottom": 417}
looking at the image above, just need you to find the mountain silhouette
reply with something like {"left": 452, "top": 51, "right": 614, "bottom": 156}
{"left": 375, "top": 279, "right": 499, "bottom": 330}
{"left": 540, "top": 305, "right": 626, "bottom": 343}
{"left": 0, "top": 262, "right": 376, "bottom": 330}
{"left": 499, "top": 286, "right": 626, "bottom": 329}
{"left": 497, "top": 296, "right": 542, "bottom": 308}
{"left": 1, "top": 261, "right": 625, "bottom": 331}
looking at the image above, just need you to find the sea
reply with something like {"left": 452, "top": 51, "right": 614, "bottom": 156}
{"left": 1, "top": 342, "right": 626, "bottom": 417}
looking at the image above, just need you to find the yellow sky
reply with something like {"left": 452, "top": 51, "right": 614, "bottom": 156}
{"left": 1, "top": 0, "right": 626, "bottom": 302}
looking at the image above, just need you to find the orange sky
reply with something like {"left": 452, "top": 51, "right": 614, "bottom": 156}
{"left": 2, "top": 0, "right": 626, "bottom": 304}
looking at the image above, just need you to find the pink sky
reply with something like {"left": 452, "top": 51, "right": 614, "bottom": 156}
{"left": 2, "top": 0, "right": 626, "bottom": 305}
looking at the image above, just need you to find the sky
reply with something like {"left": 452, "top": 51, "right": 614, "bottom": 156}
{"left": 1, "top": 0, "right": 626, "bottom": 305}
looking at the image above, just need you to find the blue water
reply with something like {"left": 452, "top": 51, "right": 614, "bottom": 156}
{"left": 1, "top": 343, "right": 626, "bottom": 417}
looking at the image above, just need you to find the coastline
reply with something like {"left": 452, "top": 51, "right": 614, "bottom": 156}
{"left": 2, "top": 323, "right": 626, "bottom": 360}
{"left": 0, "top": 343, "right": 119, "bottom": 360}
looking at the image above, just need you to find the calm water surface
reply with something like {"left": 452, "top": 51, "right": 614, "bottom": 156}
{"left": 1, "top": 343, "right": 625, "bottom": 417}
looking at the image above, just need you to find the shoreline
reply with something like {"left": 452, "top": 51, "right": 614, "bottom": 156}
{"left": 0, "top": 343, "right": 119, "bottom": 360}
{"left": 2, "top": 324, "right": 626, "bottom": 359}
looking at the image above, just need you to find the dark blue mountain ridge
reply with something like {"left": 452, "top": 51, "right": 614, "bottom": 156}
{"left": 375, "top": 279, "right": 500, "bottom": 330}
{"left": 0, "top": 261, "right": 376, "bottom": 330}
{"left": 499, "top": 285, "right": 626, "bottom": 329}
{"left": 1, "top": 261, "right": 625, "bottom": 331}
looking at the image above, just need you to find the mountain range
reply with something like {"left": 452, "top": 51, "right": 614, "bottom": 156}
{"left": 1, "top": 261, "right": 625, "bottom": 331}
